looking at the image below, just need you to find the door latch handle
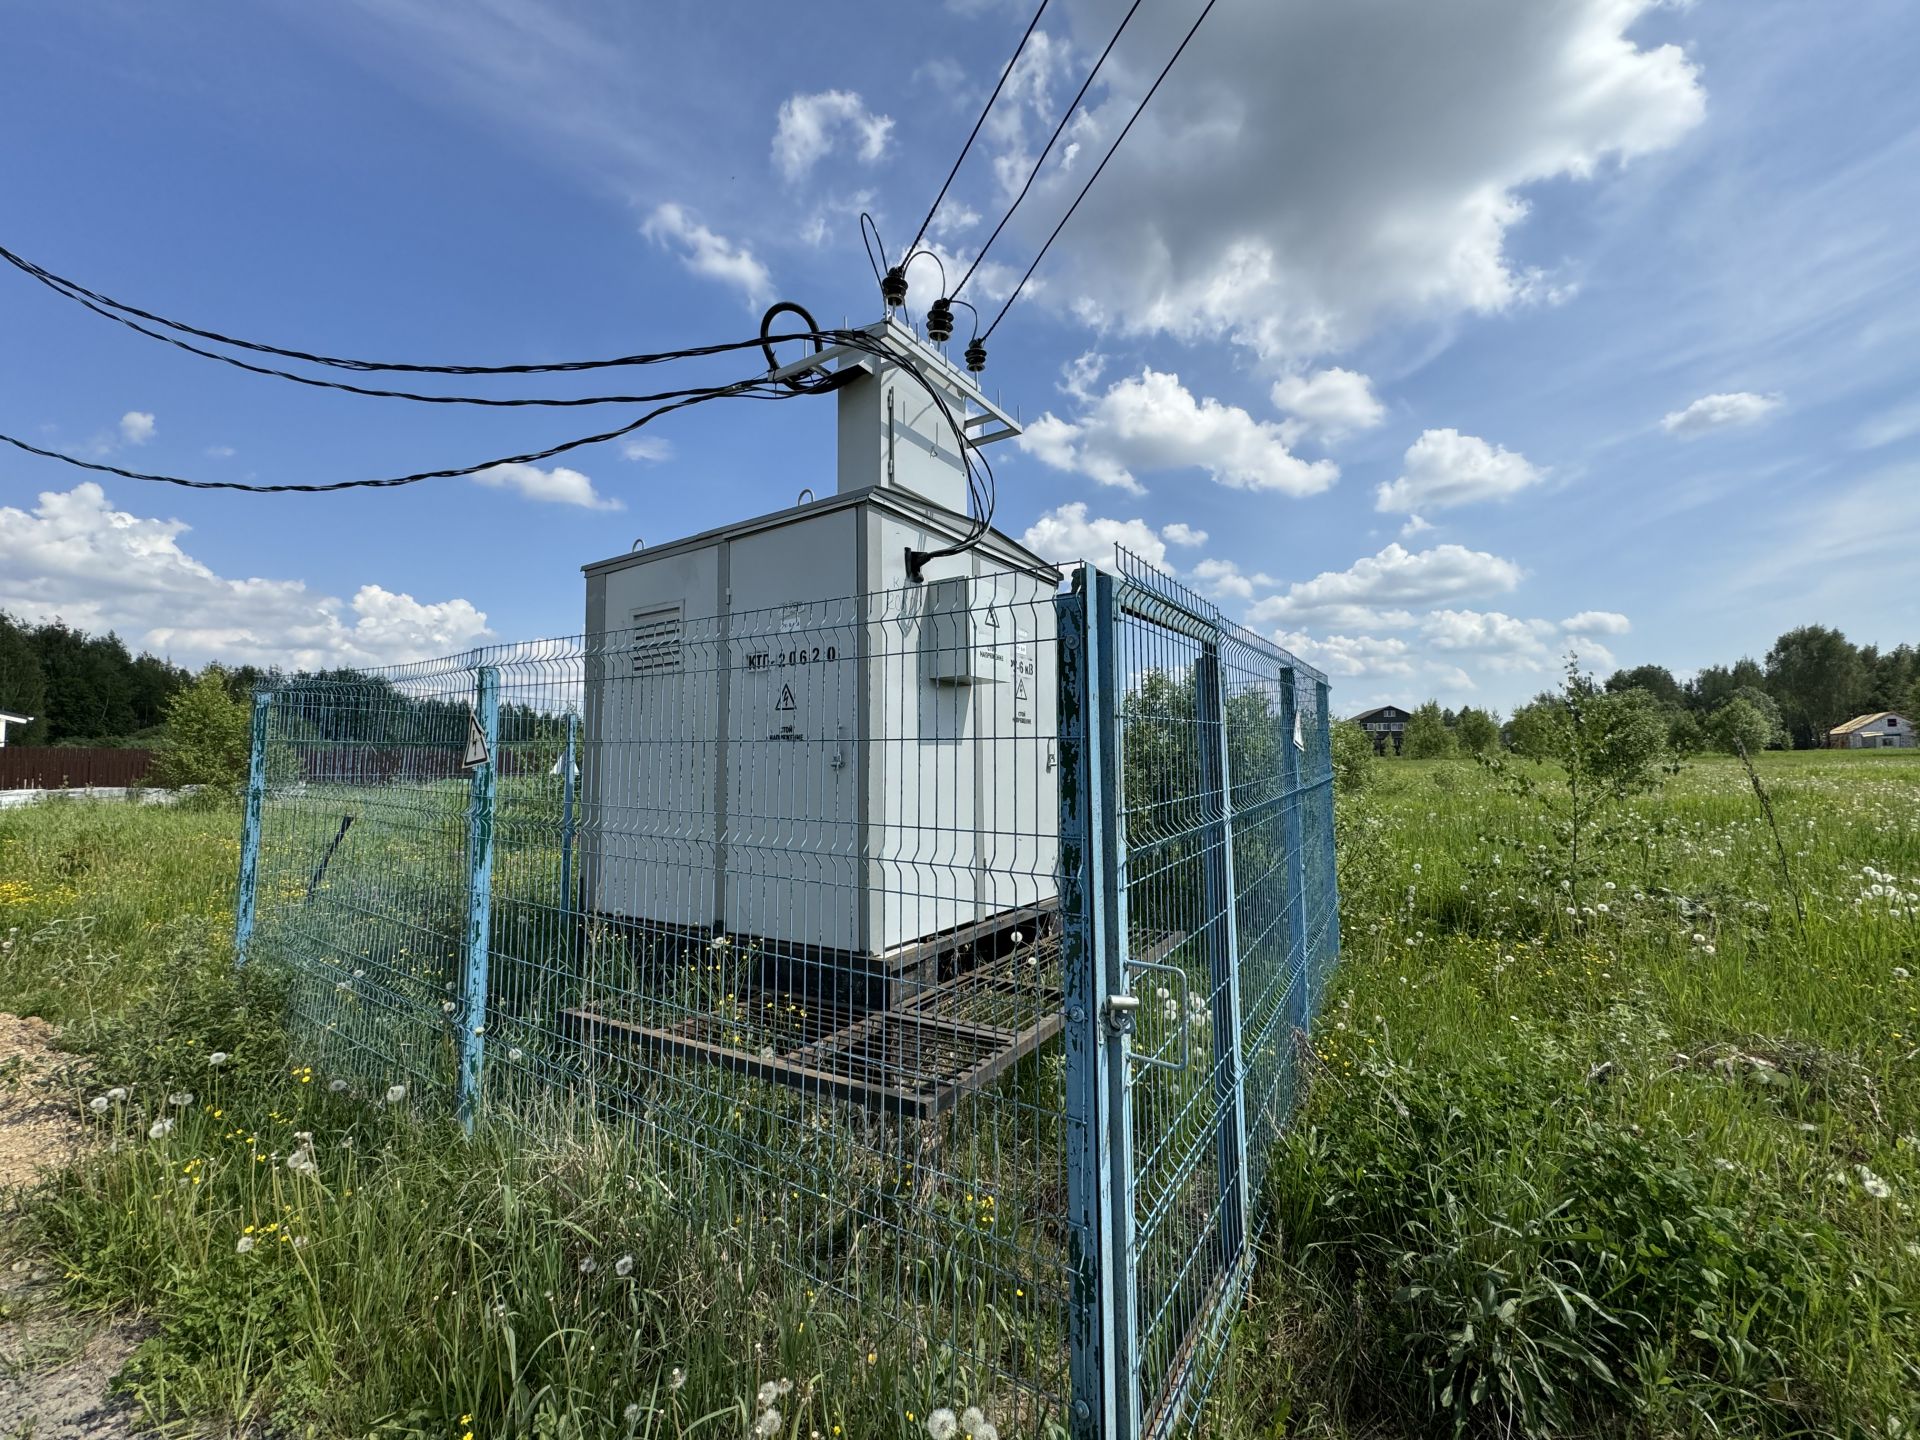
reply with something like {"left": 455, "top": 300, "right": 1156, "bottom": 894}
{"left": 1103, "top": 993, "right": 1140, "bottom": 1035}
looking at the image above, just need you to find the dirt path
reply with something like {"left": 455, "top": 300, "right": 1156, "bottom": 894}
{"left": 0, "top": 1013, "right": 145, "bottom": 1439}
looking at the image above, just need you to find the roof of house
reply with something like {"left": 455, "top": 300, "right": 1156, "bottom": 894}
{"left": 1350, "top": 706, "right": 1408, "bottom": 724}
{"left": 1829, "top": 711, "right": 1909, "bottom": 735}
{"left": 0, "top": 711, "right": 33, "bottom": 724}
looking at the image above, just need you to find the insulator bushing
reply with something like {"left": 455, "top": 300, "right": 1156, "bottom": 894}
{"left": 926, "top": 298, "right": 955, "bottom": 343}
{"left": 964, "top": 338, "right": 987, "bottom": 373}
{"left": 881, "top": 265, "right": 909, "bottom": 309}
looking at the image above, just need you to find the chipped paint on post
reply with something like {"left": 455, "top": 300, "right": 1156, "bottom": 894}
{"left": 459, "top": 666, "right": 500, "bottom": 1132}
{"left": 233, "top": 689, "right": 270, "bottom": 967}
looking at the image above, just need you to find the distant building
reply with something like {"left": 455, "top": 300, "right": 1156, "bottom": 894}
{"left": 0, "top": 711, "right": 31, "bottom": 748}
{"left": 1827, "top": 712, "right": 1914, "bottom": 749}
{"left": 1350, "top": 705, "right": 1409, "bottom": 756}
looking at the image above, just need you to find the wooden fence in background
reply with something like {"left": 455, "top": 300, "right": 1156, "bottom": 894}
{"left": 0, "top": 747, "right": 154, "bottom": 790}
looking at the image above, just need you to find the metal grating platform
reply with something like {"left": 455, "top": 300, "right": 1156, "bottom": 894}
{"left": 561, "top": 925, "right": 1066, "bottom": 1117}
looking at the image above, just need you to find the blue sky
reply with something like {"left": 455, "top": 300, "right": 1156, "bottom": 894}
{"left": 2, "top": 0, "right": 1916, "bottom": 714}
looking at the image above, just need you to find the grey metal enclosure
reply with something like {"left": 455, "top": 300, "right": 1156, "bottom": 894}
{"left": 582, "top": 491, "right": 1060, "bottom": 967}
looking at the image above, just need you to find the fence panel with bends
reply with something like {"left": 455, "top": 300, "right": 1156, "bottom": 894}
{"left": 233, "top": 554, "right": 1338, "bottom": 1440}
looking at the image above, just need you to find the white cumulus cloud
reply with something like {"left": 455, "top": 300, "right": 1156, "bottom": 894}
{"left": 119, "top": 411, "right": 156, "bottom": 445}
{"left": 1250, "top": 541, "right": 1524, "bottom": 630}
{"left": 1000, "top": 0, "right": 1705, "bottom": 360}
{"left": 772, "top": 90, "right": 894, "bottom": 181}
{"left": 1018, "top": 368, "right": 1338, "bottom": 497}
{"left": 1376, "top": 429, "right": 1545, "bottom": 513}
{"left": 1559, "top": 609, "right": 1631, "bottom": 635}
{"left": 0, "top": 483, "right": 491, "bottom": 670}
{"left": 641, "top": 203, "right": 772, "bottom": 310}
{"left": 471, "top": 462, "right": 622, "bottom": 510}
{"left": 1661, "top": 391, "right": 1783, "bottom": 436}
{"left": 1270, "top": 369, "right": 1385, "bottom": 442}
{"left": 1020, "top": 502, "right": 1212, "bottom": 572}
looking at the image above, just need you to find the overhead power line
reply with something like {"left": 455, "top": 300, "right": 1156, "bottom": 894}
{"left": 904, "top": 0, "right": 1054, "bottom": 260}
{"left": 0, "top": 243, "right": 797, "bottom": 377}
{"left": 953, "top": 0, "right": 1149, "bottom": 300}
{"left": 0, "top": 318, "right": 1001, "bottom": 549}
{"left": 982, "top": 0, "right": 1226, "bottom": 340}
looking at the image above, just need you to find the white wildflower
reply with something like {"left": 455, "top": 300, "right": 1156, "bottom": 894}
{"left": 208, "top": 1052, "right": 230, "bottom": 1067}
{"left": 926, "top": 1410, "right": 958, "bottom": 1440}
{"left": 614, "top": 1253, "right": 635, "bottom": 1277}
{"left": 1857, "top": 1166, "right": 1893, "bottom": 1200}
{"left": 669, "top": 1366, "right": 686, "bottom": 1391}
{"left": 167, "top": 1090, "right": 194, "bottom": 1107}
{"left": 105, "top": 1087, "right": 128, "bottom": 1102}
{"left": 148, "top": 1118, "right": 174, "bottom": 1140}
{"left": 579, "top": 1256, "right": 598, "bottom": 1275}
{"left": 385, "top": 1083, "right": 407, "bottom": 1104}
{"left": 88, "top": 1095, "right": 110, "bottom": 1114}
{"left": 236, "top": 1235, "right": 256, "bottom": 1253}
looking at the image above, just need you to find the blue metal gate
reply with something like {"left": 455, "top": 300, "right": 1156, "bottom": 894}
{"left": 1058, "top": 556, "right": 1339, "bottom": 1439}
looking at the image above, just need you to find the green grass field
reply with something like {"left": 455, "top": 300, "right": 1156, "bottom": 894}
{"left": 0, "top": 749, "right": 1915, "bottom": 1438}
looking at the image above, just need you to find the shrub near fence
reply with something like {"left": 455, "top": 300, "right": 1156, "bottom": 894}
{"left": 0, "top": 746, "right": 153, "bottom": 790}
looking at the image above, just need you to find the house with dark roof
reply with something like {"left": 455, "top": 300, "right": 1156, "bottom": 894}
{"left": 1350, "top": 705, "right": 1409, "bottom": 756}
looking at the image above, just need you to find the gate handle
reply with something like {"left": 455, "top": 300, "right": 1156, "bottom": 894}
{"left": 1124, "top": 956, "right": 1194, "bottom": 1073}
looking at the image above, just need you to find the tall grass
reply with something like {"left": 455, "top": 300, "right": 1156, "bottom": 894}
{"left": 2, "top": 752, "right": 1918, "bottom": 1438}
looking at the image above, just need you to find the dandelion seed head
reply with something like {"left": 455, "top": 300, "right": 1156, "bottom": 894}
{"left": 757, "top": 1381, "right": 780, "bottom": 1409}
{"left": 329, "top": 1078, "right": 348, "bottom": 1093}
{"left": 208, "top": 1052, "right": 229, "bottom": 1067}
{"left": 236, "top": 1236, "right": 255, "bottom": 1253}
{"left": 167, "top": 1091, "right": 194, "bottom": 1107}
{"left": 926, "top": 1409, "right": 958, "bottom": 1440}
{"left": 754, "top": 1408, "right": 782, "bottom": 1437}
{"left": 960, "top": 1406, "right": 986, "bottom": 1435}
{"left": 385, "top": 1084, "right": 407, "bottom": 1104}
{"left": 669, "top": 1366, "right": 686, "bottom": 1391}
{"left": 614, "top": 1254, "right": 634, "bottom": 1277}
{"left": 624, "top": 1402, "right": 644, "bottom": 1423}
{"left": 88, "top": 1095, "right": 109, "bottom": 1114}
{"left": 579, "top": 1256, "right": 598, "bottom": 1274}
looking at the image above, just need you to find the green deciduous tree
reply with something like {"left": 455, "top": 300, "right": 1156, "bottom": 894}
{"left": 1605, "top": 664, "right": 1684, "bottom": 710}
{"left": 1332, "top": 720, "right": 1376, "bottom": 793}
{"left": 1707, "top": 696, "right": 1773, "bottom": 756}
{"left": 0, "top": 613, "right": 50, "bottom": 743}
{"left": 1453, "top": 707, "right": 1500, "bottom": 755}
{"left": 1403, "top": 701, "right": 1456, "bottom": 759}
{"left": 1765, "top": 625, "right": 1864, "bottom": 748}
{"left": 151, "top": 668, "right": 251, "bottom": 790}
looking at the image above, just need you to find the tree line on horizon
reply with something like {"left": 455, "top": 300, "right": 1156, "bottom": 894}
{"left": 1378, "top": 624, "right": 1920, "bottom": 759}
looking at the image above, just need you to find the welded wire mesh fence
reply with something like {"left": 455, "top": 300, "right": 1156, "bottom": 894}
{"left": 234, "top": 555, "right": 1337, "bottom": 1440}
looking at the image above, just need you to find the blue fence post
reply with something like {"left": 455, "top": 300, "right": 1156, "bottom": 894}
{"left": 1059, "top": 567, "right": 1136, "bottom": 1440}
{"left": 1277, "top": 668, "right": 1311, "bottom": 1042}
{"left": 1315, "top": 678, "right": 1342, "bottom": 1011}
{"left": 1195, "top": 640, "right": 1251, "bottom": 1273}
{"left": 459, "top": 666, "right": 501, "bottom": 1133}
{"left": 233, "top": 689, "right": 271, "bottom": 967}
{"left": 559, "top": 710, "right": 578, "bottom": 919}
